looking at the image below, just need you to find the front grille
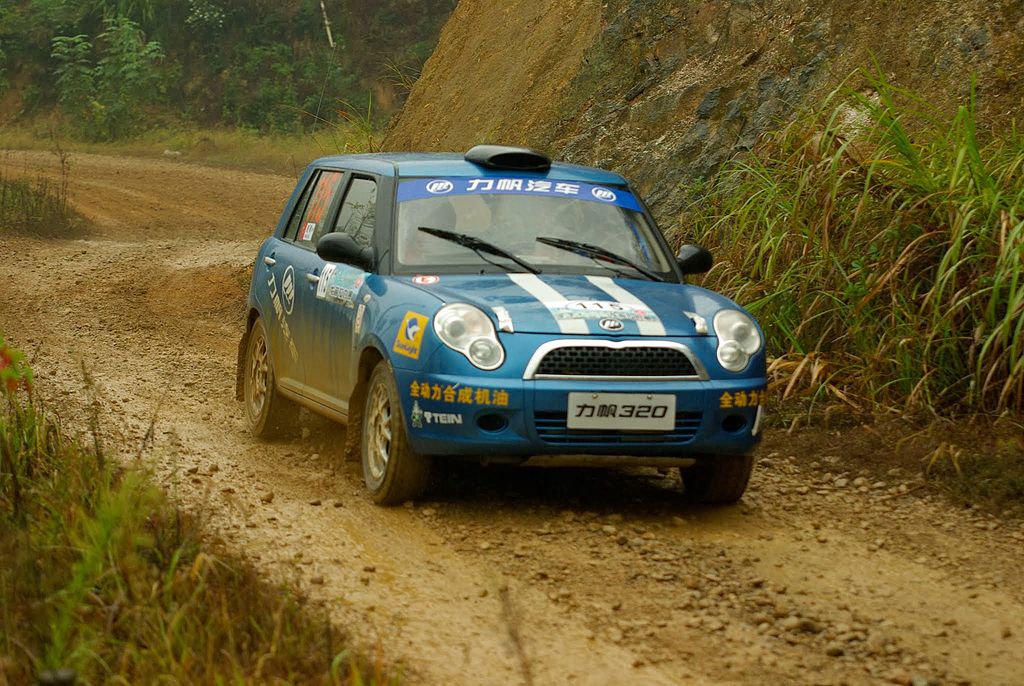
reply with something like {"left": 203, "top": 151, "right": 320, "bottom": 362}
{"left": 535, "top": 346, "right": 697, "bottom": 377}
{"left": 534, "top": 411, "right": 703, "bottom": 445}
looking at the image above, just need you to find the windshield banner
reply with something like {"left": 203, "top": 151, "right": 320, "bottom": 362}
{"left": 398, "top": 177, "right": 644, "bottom": 212}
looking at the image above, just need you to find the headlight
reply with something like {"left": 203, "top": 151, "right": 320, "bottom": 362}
{"left": 714, "top": 309, "right": 762, "bottom": 372}
{"left": 434, "top": 304, "right": 505, "bottom": 370}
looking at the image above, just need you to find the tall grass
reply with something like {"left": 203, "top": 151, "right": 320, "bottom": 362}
{"left": 0, "top": 340, "right": 381, "bottom": 684}
{"left": 683, "top": 74, "right": 1024, "bottom": 416}
{"left": 0, "top": 151, "right": 81, "bottom": 237}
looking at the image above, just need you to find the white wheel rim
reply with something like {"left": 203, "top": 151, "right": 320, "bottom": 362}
{"left": 366, "top": 383, "right": 392, "bottom": 481}
{"left": 248, "top": 333, "right": 269, "bottom": 418}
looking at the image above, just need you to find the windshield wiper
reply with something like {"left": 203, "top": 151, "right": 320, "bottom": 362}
{"left": 536, "top": 236, "right": 665, "bottom": 282}
{"left": 419, "top": 227, "right": 541, "bottom": 274}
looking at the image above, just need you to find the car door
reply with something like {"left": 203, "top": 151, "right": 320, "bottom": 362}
{"left": 271, "top": 168, "right": 346, "bottom": 398}
{"left": 309, "top": 174, "right": 380, "bottom": 409}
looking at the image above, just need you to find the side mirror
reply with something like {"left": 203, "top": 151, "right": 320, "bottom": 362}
{"left": 317, "top": 233, "right": 374, "bottom": 270}
{"left": 677, "top": 244, "right": 713, "bottom": 275}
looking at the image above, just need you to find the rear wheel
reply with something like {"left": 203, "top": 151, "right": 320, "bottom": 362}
{"left": 243, "top": 317, "right": 299, "bottom": 438}
{"left": 361, "top": 362, "right": 431, "bottom": 504}
{"left": 681, "top": 454, "right": 755, "bottom": 504}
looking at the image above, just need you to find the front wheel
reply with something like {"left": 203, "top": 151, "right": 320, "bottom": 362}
{"left": 243, "top": 317, "right": 299, "bottom": 438}
{"left": 681, "top": 454, "right": 755, "bottom": 504}
{"left": 361, "top": 362, "right": 431, "bottom": 504}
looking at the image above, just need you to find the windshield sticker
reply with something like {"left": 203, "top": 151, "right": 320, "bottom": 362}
{"left": 548, "top": 300, "right": 658, "bottom": 322}
{"left": 393, "top": 312, "right": 429, "bottom": 359}
{"left": 317, "top": 264, "right": 365, "bottom": 308}
{"left": 301, "top": 222, "right": 316, "bottom": 241}
{"left": 398, "top": 178, "right": 643, "bottom": 212}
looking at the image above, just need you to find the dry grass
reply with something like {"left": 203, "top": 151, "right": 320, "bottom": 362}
{"left": 682, "top": 73, "right": 1024, "bottom": 418}
{"left": 0, "top": 343, "right": 388, "bottom": 684}
{"left": 0, "top": 123, "right": 380, "bottom": 177}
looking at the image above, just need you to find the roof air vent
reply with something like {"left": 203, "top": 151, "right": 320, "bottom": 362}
{"left": 465, "top": 145, "right": 551, "bottom": 172}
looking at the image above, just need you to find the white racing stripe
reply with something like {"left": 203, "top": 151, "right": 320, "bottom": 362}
{"left": 508, "top": 274, "right": 590, "bottom": 334}
{"left": 586, "top": 276, "right": 667, "bottom": 336}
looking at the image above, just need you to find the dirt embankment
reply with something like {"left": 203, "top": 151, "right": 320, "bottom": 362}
{"left": 386, "top": 0, "right": 1024, "bottom": 223}
{"left": 1, "top": 151, "right": 1023, "bottom": 684}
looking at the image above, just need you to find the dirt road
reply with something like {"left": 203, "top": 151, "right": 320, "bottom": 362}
{"left": 2, "top": 151, "right": 1022, "bottom": 685}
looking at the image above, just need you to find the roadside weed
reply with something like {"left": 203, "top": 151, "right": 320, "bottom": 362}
{"left": 684, "top": 73, "right": 1024, "bottom": 417}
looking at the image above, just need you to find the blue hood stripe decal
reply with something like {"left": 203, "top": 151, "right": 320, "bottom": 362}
{"left": 508, "top": 274, "right": 590, "bottom": 334}
{"left": 586, "top": 276, "right": 667, "bottom": 336}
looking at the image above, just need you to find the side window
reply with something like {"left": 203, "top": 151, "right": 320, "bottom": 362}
{"left": 283, "top": 174, "right": 318, "bottom": 241}
{"left": 333, "top": 177, "right": 378, "bottom": 248}
{"left": 292, "top": 170, "right": 344, "bottom": 247}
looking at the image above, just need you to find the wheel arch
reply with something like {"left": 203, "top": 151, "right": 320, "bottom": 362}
{"left": 339, "top": 342, "right": 388, "bottom": 461}
{"left": 235, "top": 307, "right": 263, "bottom": 401}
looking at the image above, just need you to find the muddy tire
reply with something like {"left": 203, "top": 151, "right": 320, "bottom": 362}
{"left": 681, "top": 454, "right": 755, "bottom": 504}
{"left": 361, "top": 362, "right": 431, "bottom": 504}
{"left": 243, "top": 317, "right": 299, "bottom": 438}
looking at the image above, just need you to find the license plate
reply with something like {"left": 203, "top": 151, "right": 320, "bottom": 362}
{"left": 566, "top": 393, "right": 676, "bottom": 431}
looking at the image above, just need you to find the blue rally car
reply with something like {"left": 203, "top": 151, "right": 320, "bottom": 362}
{"left": 237, "top": 146, "right": 767, "bottom": 505}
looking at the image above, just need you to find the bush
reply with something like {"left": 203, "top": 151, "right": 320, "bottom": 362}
{"left": 51, "top": 16, "right": 165, "bottom": 140}
{"left": 684, "top": 73, "right": 1024, "bottom": 416}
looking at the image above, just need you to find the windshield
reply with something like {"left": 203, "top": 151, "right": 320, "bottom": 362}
{"left": 395, "top": 177, "right": 674, "bottom": 276}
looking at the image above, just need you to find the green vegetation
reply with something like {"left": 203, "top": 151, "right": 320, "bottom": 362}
{"left": 0, "top": 153, "right": 84, "bottom": 236}
{"left": 684, "top": 74, "right": 1024, "bottom": 418}
{"left": 1, "top": 0, "right": 454, "bottom": 136}
{"left": 0, "top": 339, "right": 384, "bottom": 684}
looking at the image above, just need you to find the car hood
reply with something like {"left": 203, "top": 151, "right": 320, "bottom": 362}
{"left": 402, "top": 273, "right": 735, "bottom": 337}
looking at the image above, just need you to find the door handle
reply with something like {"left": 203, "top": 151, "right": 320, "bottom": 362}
{"left": 263, "top": 256, "right": 277, "bottom": 266}
{"left": 306, "top": 273, "right": 321, "bottom": 284}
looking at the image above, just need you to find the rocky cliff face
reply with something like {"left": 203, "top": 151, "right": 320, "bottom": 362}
{"left": 385, "top": 0, "right": 1024, "bottom": 224}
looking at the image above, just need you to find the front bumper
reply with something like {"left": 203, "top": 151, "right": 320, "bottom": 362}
{"left": 395, "top": 368, "right": 765, "bottom": 459}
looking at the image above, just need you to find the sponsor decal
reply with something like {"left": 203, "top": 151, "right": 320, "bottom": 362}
{"left": 301, "top": 222, "right": 316, "bottom": 241}
{"left": 317, "top": 264, "right": 365, "bottom": 308}
{"left": 267, "top": 271, "right": 299, "bottom": 363}
{"left": 424, "top": 411, "right": 463, "bottom": 425}
{"left": 510, "top": 274, "right": 665, "bottom": 335}
{"left": 508, "top": 273, "right": 588, "bottom": 334}
{"left": 426, "top": 179, "right": 454, "bottom": 194}
{"left": 548, "top": 300, "right": 658, "bottom": 322}
{"left": 410, "top": 399, "right": 464, "bottom": 429}
{"left": 586, "top": 276, "right": 667, "bottom": 336}
{"left": 393, "top": 312, "right": 429, "bottom": 359}
{"left": 409, "top": 380, "right": 510, "bottom": 407}
{"left": 397, "top": 178, "right": 643, "bottom": 212}
{"left": 493, "top": 306, "right": 514, "bottom": 333}
{"left": 412, "top": 275, "right": 440, "bottom": 286}
{"left": 719, "top": 389, "right": 766, "bottom": 409}
{"left": 599, "top": 318, "right": 625, "bottom": 331}
{"left": 354, "top": 303, "right": 366, "bottom": 336}
{"left": 281, "top": 266, "right": 296, "bottom": 315}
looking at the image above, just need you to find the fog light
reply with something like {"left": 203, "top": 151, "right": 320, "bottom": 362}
{"left": 718, "top": 340, "right": 748, "bottom": 371}
{"left": 468, "top": 337, "right": 503, "bottom": 369}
